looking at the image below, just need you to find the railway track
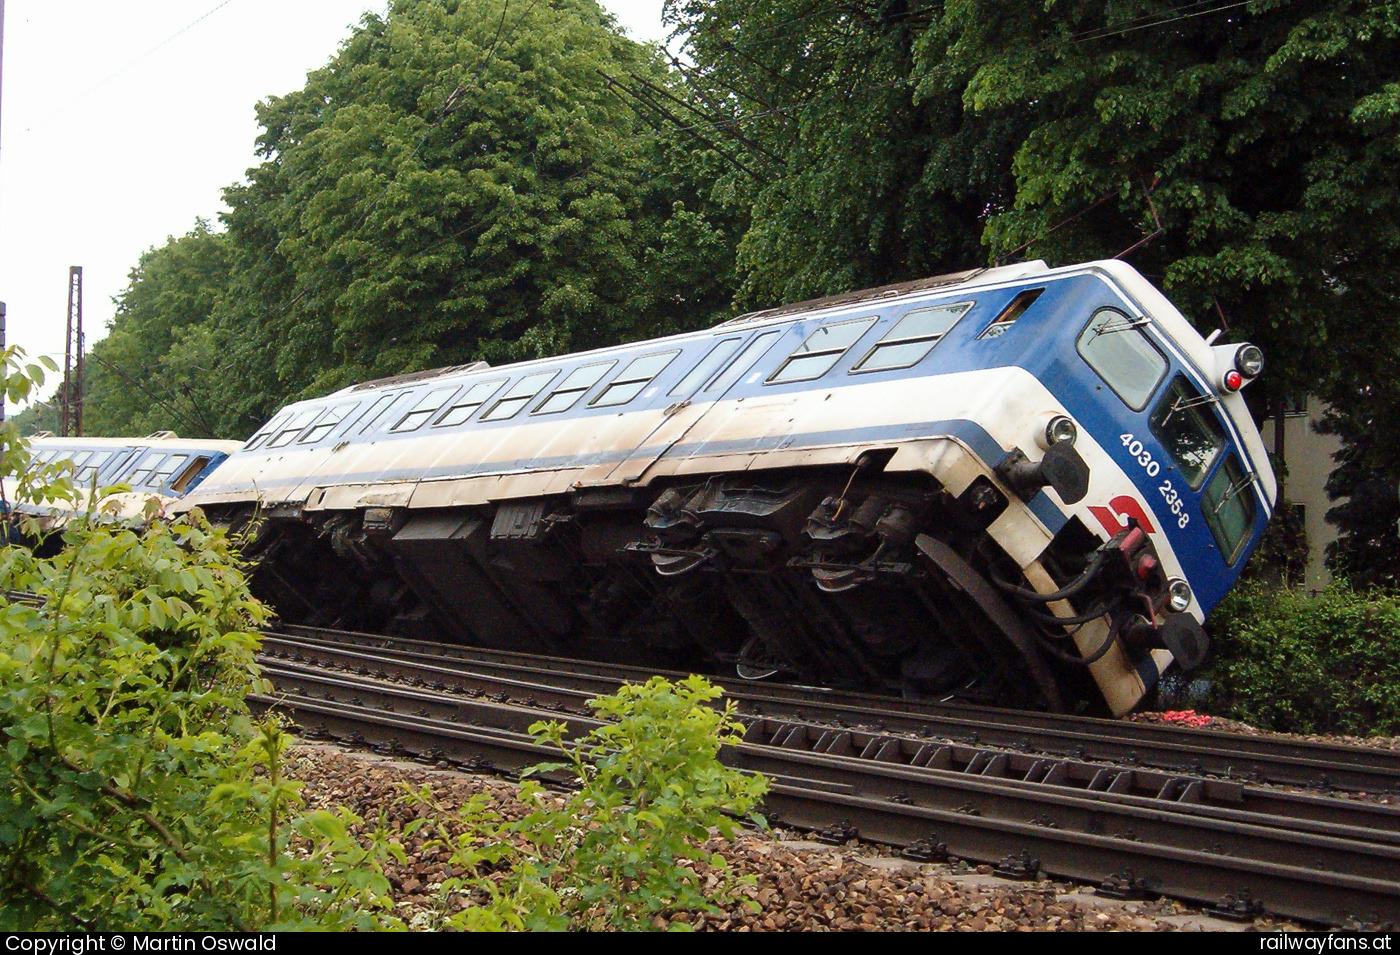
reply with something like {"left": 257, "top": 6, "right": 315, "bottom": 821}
{"left": 269, "top": 624, "right": 1400, "bottom": 794}
{"left": 256, "top": 625, "right": 1400, "bottom": 928}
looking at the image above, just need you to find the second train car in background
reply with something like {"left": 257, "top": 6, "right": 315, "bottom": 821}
{"left": 7, "top": 433, "right": 242, "bottom": 543}
{"left": 176, "top": 260, "right": 1276, "bottom": 715}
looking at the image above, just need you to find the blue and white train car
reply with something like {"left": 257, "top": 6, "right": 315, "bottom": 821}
{"left": 7, "top": 433, "right": 243, "bottom": 537}
{"left": 178, "top": 260, "right": 1275, "bottom": 715}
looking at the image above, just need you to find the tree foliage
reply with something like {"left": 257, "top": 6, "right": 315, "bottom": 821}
{"left": 82, "top": 222, "right": 234, "bottom": 438}
{"left": 935, "top": 0, "right": 1400, "bottom": 406}
{"left": 671, "top": 0, "right": 1400, "bottom": 394}
{"left": 667, "top": 0, "right": 1026, "bottom": 306}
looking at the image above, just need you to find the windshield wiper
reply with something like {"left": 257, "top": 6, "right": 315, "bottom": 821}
{"left": 1213, "top": 470, "right": 1258, "bottom": 514}
{"left": 1088, "top": 315, "right": 1150, "bottom": 342}
{"left": 1158, "top": 391, "right": 1219, "bottom": 427}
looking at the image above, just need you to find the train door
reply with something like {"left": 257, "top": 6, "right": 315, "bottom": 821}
{"left": 604, "top": 329, "right": 784, "bottom": 486}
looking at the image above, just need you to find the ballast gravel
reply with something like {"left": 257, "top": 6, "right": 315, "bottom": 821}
{"left": 284, "top": 742, "right": 1311, "bottom": 932}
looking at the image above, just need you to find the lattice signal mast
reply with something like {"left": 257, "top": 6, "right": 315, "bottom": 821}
{"left": 61, "top": 265, "right": 83, "bottom": 437}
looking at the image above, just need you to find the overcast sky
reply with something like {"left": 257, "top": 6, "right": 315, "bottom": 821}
{"left": 0, "top": 0, "right": 668, "bottom": 402}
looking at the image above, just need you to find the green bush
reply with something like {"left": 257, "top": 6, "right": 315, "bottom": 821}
{"left": 0, "top": 347, "right": 401, "bottom": 930}
{"left": 1205, "top": 580, "right": 1400, "bottom": 735}
{"left": 408, "top": 674, "right": 769, "bottom": 931}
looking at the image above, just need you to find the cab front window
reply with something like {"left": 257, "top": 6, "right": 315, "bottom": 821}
{"left": 1149, "top": 375, "right": 1225, "bottom": 489}
{"left": 1076, "top": 308, "right": 1168, "bottom": 410}
{"left": 1202, "top": 454, "right": 1257, "bottom": 564}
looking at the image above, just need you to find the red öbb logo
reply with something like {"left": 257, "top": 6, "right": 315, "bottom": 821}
{"left": 1088, "top": 495, "right": 1157, "bottom": 536}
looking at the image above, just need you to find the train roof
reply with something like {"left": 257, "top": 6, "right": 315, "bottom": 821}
{"left": 27, "top": 432, "right": 244, "bottom": 453}
{"left": 720, "top": 261, "right": 1051, "bottom": 326}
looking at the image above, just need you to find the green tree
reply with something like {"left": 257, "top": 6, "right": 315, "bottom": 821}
{"left": 81, "top": 0, "right": 742, "bottom": 438}
{"left": 83, "top": 222, "right": 234, "bottom": 438}
{"left": 674, "top": 0, "right": 1400, "bottom": 394}
{"left": 931, "top": 0, "right": 1400, "bottom": 403}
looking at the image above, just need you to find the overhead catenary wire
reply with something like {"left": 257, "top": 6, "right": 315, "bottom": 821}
{"left": 22, "top": 0, "right": 249, "bottom": 134}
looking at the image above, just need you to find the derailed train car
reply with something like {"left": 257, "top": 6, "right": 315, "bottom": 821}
{"left": 175, "top": 260, "right": 1276, "bottom": 715}
{"left": 5, "top": 433, "right": 242, "bottom": 544}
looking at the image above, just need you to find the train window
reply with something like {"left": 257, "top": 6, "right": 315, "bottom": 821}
{"left": 853, "top": 302, "right": 973, "bottom": 373}
{"left": 1149, "top": 375, "right": 1225, "bottom": 490}
{"left": 169, "top": 456, "right": 212, "bottom": 493}
{"left": 769, "top": 317, "right": 878, "bottom": 384}
{"left": 75, "top": 451, "right": 112, "bottom": 484}
{"left": 268, "top": 408, "right": 321, "bottom": 448}
{"left": 301, "top": 403, "right": 359, "bottom": 444}
{"left": 536, "top": 361, "right": 616, "bottom": 415}
{"left": 483, "top": 370, "right": 558, "bottom": 421}
{"left": 434, "top": 378, "right": 506, "bottom": 427}
{"left": 244, "top": 413, "right": 290, "bottom": 451}
{"left": 390, "top": 386, "right": 461, "bottom": 433}
{"left": 356, "top": 392, "right": 413, "bottom": 435}
{"left": 126, "top": 452, "right": 165, "bottom": 487}
{"left": 150, "top": 455, "right": 190, "bottom": 488}
{"left": 1076, "top": 308, "right": 1168, "bottom": 411}
{"left": 705, "top": 331, "right": 781, "bottom": 393}
{"left": 979, "top": 289, "right": 1043, "bottom": 340}
{"left": 99, "top": 449, "right": 140, "bottom": 482}
{"left": 348, "top": 394, "right": 395, "bottom": 436}
{"left": 670, "top": 338, "right": 742, "bottom": 396}
{"left": 591, "top": 351, "right": 679, "bottom": 407}
{"left": 1202, "top": 453, "right": 1257, "bottom": 565}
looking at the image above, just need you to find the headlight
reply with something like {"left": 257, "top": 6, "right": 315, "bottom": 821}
{"left": 1234, "top": 344, "right": 1264, "bottom": 378}
{"left": 1167, "top": 578, "right": 1193, "bottom": 613}
{"left": 1043, "top": 414, "right": 1078, "bottom": 448}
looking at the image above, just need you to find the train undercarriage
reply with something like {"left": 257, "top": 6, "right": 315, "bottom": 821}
{"left": 223, "top": 462, "right": 1194, "bottom": 715}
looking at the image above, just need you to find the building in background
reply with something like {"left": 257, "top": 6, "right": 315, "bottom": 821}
{"left": 1258, "top": 397, "right": 1341, "bottom": 592}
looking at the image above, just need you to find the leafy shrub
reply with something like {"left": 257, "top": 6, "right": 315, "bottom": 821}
{"left": 1205, "top": 580, "right": 1400, "bottom": 735}
{"left": 408, "top": 674, "right": 769, "bottom": 931}
{"left": 0, "top": 348, "right": 400, "bottom": 930}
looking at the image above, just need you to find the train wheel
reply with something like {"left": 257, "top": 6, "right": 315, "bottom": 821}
{"left": 734, "top": 634, "right": 785, "bottom": 680}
